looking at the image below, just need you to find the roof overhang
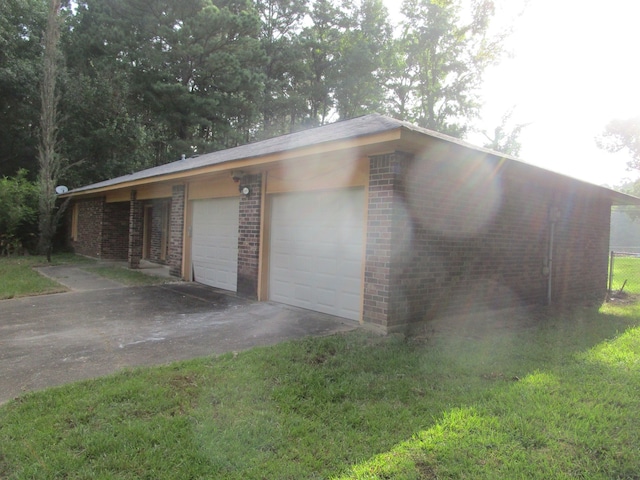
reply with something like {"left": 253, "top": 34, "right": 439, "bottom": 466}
{"left": 62, "top": 128, "right": 405, "bottom": 198}
{"left": 61, "top": 114, "right": 640, "bottom": 207}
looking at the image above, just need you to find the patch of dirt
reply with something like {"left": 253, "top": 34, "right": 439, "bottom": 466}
{"left": 414, "top": 459, "right": 438, "bottom": 479}
{"left": 409, "top": 306, "right": 549, "bottom": 341}
{"left": 607, "top": 292, "right": 640, "bottom": 305}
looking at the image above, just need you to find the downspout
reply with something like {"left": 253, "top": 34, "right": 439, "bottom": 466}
{"left": 546, "top": 206, "right": 562, "bottom": 306}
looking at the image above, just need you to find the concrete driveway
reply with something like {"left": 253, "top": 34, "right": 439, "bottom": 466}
{"left": 0, "top": 266, "right": 358, "bottom": 405}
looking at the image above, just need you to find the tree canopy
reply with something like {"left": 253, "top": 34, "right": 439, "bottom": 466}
{"left": 0, "top": 0, "right": 509, "bottom": 188}
{"left": 598, "top": 117, "right": 640, "bottom": 171}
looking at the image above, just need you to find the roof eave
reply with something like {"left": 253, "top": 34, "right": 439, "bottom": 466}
{"left": 62, "top": 127, "right": 404, "bottom": 198}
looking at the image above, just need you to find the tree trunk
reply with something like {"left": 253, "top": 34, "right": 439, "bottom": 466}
{"left": 37, "top": 0, "right": 66, "bottom": 261}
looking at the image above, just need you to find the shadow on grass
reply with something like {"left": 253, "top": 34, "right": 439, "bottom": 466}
{"left": 1, "top": 302, "right": 639, "bottom": 479}
{"left": 333, "top": 304, "right": 640, "bottom": 479}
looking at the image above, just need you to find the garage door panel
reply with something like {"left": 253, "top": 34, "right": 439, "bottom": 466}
{"left": 269, "top": 189, "right": 364, "bottom": 320}
{"left": 192, "top": 197, "right": 239, "bottom": 292}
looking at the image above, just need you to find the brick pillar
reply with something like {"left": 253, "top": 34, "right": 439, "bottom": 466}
{"left": 237, "top": 174, "right": 262, "bottom": 298}
{"left": 128, "top": 190, "right": 143, "bottom": 269}
{"left": 168, "top": 184, "right": 185, "bottom": 278}
{"left": 363, "top": 152, "right": 412, "bottom": 332}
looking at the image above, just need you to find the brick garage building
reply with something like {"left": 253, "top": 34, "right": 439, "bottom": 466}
{"left": 64, "top": 115, "right": 637, "bottom": 333}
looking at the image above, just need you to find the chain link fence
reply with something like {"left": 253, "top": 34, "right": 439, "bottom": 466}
{"left": 608, "top": 251, "right": 640, "bottom": 298}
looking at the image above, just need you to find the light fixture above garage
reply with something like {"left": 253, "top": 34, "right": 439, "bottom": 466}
{"left": 240, "top": 185, "right": 250, "bottom": 196}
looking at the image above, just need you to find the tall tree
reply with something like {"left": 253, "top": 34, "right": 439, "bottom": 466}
{"left": 391, "top": 0, "right": 502, "bottom": 137}
{"left": 334, "top": 0, "right": 393, "bottom": 120}
{"left": 0, "top": 0, "right": 47, "bottom": 177}
{"left": 61, "top": 0, "right": 264, "bottom": 184}
{"left": 0, "top": 170, "right": 39, "bottom": 254}
{"left": 37, "top": 0, "right": 67, "bottom": 260}
{"left": 298, "top": 0, "right": 345, "bottom": 126}
{"left": 482, "top": 107, "right": 529, "bottom": 156}
{"left": 255, "top": 0, "right": 307, "bottom": 136}
{"left": 597, "top": 117, "right": 640, "bottom": 170}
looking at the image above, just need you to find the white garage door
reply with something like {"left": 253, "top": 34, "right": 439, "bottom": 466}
{"left": 269, "top": 188, "right": 365, "bottom": 320}
{"left": 191, "top": 197, "right": 239, "bottom": 291}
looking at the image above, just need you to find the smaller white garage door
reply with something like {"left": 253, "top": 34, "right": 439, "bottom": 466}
{"left": 191, "top": 197, "right": 239, "bottom": 291}
{"left": 269, "top": 188, "right": 365, "bottom": 320}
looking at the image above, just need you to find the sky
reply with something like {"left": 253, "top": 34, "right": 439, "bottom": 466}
{"left": 386, "top": 0, "right": 640, "bottom": 187}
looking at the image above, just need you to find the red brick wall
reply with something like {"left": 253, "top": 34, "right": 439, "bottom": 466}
{"left": 68, "top": 197, "right": 129, "bottom": 259}
{"left": 168, "top": 185, "right": 185, "bottom": 277}
{"left": 237, "top": 174, "right": 262, "bottom": 298}
{"left": 364, "top": 149, "right": 612, "bottom": 333}
{"left": 363, "top": 152, "right": 410, "bottom": 329}
{"left": 70, "top": 197, "right": 104, "bottom": 258}
{"left": 148, "top": 199, "right": 170, "bottom": 263}
{"left": 101, "top": 201, "right": 129, "bottom": 260}
{"left": 552, "top": 188, "right": 611, "bottom": 304}
{"left": 128, "top": 192, "right": 143, "bottom": 268}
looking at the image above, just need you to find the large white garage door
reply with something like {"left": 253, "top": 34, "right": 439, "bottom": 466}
{"left": 269, "top": 188, "right": 365, "bottom": 320}
{"left": 191, "top": 197, "right": 239, "bottom": 291}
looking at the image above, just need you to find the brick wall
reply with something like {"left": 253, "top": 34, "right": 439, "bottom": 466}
{"left": 70, "top": 197, "right": 104, "bottom": 257}
{"left": 128, "top": 191, "right": 143, "bottom": 268}
{"left": 148, "top": 200, "right": 162, "bottom": 262}
{"left": 168, "top": 185, "right": 185, "bottom": 277}
{"left": 101, "top": 201, "right": 129, "bottom": 260}
{"left": 363, "top": 152, "right": 409, "bottom": 330}
{"left": 237, "top": 174, "right": 262, "bottom": 298}
{"left": 552, "top": 188, "right": 611, "bottom": 304}
{"left": 68, "top": 197, "right": 129, "bottom": 259}
{"left": 365, "top": 148, "right": 612, "bottom": 333}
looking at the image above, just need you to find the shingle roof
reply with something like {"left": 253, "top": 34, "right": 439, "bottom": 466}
{"left": 68, "top": 114, "right": 407, "bottom": 194}
{"left": 65, "top": 113, "right": 640, "bottom": 205}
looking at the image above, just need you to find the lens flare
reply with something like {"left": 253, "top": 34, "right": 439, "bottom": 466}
{"left": 404, "top": 147, "right": 504, "bottom": 238}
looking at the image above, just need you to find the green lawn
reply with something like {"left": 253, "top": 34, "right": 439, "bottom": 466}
{"left": 609, "top": 255, "right": 640, "bottom": 295}
{"left": 1, "top": 302, "right": 640, "bottom": 479}
{"left": 0, "top": 253, "right": 94, "bottom": 299}
{"left": 83, "top": 265, "right": 173, "bottom": 286}
{"left": 0, "top": 254, "right": 170, "bottom": 299}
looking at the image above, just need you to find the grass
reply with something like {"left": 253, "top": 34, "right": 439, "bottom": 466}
{"left": 1, "top": 302, "right": 640, "bottom": 479}
{"left": 0, "top": 254, "right": 170, "bottom": 299}
{"left": 609, "top": 255, "right": 640, "bottom": 294}
{"left": 0, "top": 253, "right": 94, "bottom": 299}
{"left": 83, "top": 265, "right": 173, "bottom": 286}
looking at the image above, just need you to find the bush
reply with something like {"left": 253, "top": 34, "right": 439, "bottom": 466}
{"left": 0, "top": 169, "right": 39, "bottom": 255}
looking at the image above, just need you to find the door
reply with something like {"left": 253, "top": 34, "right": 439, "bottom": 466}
{"left": 269, "top": 188, "right": 365, "bottom": 320}
{"left": 191, "top": 197, "right": 240, "bottom": 291}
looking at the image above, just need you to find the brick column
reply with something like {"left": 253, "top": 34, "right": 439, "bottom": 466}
{"left": 168, "top": 184, "right": 185, "bottom": 278}
{"left": 237, "top": 174, "right": 262, "bottom": 298}
{"left": 363, "top": 152, "right": 412, "bottom": 332}
{"left": 128, "top": 190, "right": 144, "bottom": 269}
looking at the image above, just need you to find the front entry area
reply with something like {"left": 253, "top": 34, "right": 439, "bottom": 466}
{"left": 268, "top": 188, "right": 365, "bottom": 321}
{"left": 191, "top": 197, "right": 240, "bottom": 291}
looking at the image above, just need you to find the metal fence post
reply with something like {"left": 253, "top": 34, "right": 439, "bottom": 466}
{"left": 608, "top": 251, "right": 615, "bottom": 296}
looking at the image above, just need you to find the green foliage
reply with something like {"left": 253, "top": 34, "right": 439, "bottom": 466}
{"left": 482, "top": 107, "right": 530, "bottom": 156}
{"left": 334, "top": 0, "right": 393, "bottom": 120}
{"left": 598, "top": 117, "right": 640, "bottom": 170}
{"left": 1, "top": 0, "right": 508, "bottom": 187}
{"left": 392, "top": 0, "right": 502, "bottom": 137}
{"left": 0, "top": 0, "right": 47, "bottom": 177}
{"left": 0, "top": 169, "right": 39, "bottom": 254}
{"left": 1, "top": 304, "right": 640, "bottom": 478}
{"left": 61, "top": 0, "right": 265, "bottom": 185}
